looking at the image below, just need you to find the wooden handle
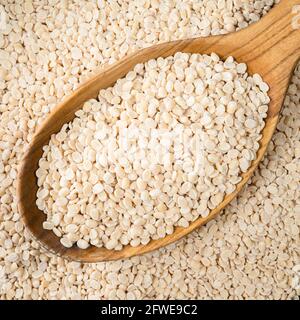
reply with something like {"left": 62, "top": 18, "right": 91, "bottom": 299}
{"left": 188, "top": 0, "right": 300, "bottom": 75}
{"left": 237, "top": 0, "right": 300, "bottom": 75}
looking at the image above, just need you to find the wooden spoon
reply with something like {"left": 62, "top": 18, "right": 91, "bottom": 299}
{"left": 17, "top": 0, "right": 300, "bottom": 262}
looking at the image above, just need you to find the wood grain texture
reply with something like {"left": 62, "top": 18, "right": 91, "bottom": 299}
{"left": 17, "top": 0, "right": 300, "bottom": 262}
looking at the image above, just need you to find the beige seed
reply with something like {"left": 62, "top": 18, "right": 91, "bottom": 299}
{"left": 60, "top": 237, "right": 73, "bottom": 248}
{"left": 77, "top": 239, "right": 89, "bottom": 249}
{"left": 71, "top": 47, "right": 82, "bottom": 60}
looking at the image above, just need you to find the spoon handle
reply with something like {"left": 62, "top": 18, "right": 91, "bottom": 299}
{"left": 181, "top": 0, "right": 300, "bottom": 83}
{"left": 241, "top": 0, "right": 300, "bottom": 119}
{"left": 243, "top": 0, "right": 300, "bottom": 74}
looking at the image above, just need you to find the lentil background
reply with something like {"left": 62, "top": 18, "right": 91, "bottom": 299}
{"left": 0, "top": 0, "right": 299, "bottom": 299}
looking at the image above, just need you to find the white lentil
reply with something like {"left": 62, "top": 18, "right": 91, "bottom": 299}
{"left": 37, "top": 52, "right": 270, "bottom": 251}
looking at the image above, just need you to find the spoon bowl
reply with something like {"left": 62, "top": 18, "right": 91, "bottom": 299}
{"left": 17, "top": 0, "right": 300, "bottom": 262}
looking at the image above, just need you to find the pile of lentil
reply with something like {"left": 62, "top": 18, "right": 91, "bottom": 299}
{"left": 0, "top": 0, "right": 299, "bottom": 299}
{"left": 36, "top": 52, "right": 269, "bottom": 250}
